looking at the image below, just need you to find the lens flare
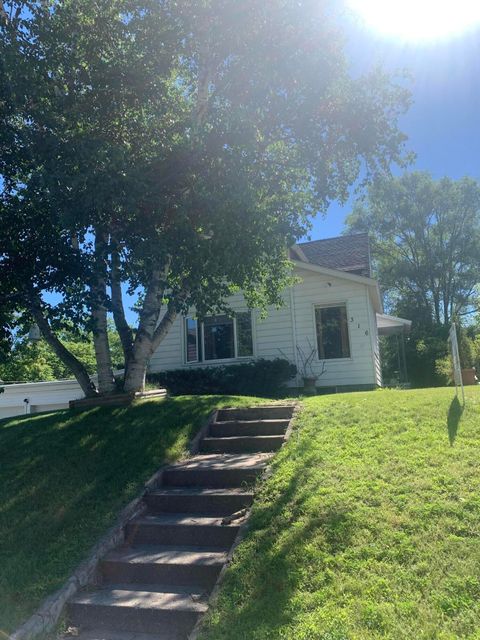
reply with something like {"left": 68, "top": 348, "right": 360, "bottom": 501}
{"left": 348, "top": 0, "right": 480, "bottom": 42}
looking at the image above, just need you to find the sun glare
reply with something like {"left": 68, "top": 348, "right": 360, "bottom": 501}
{"left": 348, "top": 0, "right": 480, "bottom": 42}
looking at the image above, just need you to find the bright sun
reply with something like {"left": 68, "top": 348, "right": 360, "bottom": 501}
{"left": 348, "top": 0, "right": 480, "bottom": 42}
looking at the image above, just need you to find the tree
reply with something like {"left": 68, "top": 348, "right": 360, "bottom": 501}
{"left": 0, "top": 327, "right": 124, "bottom": 383}
{"left": 347, "top": 172, "right": 480, "bottom": 325}
{"left": 0, "top": 0, "right": 410, "bottom": 396}
{"left": 347, "top": 172, "right": 480, "bottom": 387}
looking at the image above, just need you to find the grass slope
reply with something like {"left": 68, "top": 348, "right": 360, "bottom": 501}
{"left": 0, "top": 395, "right": 266, "bottom": 632}
{"left": 200, "top": 387, "right": 480, "bottom": 640}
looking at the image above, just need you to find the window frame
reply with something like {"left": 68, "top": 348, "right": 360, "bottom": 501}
{"left": 183, "top": 311, "right": 255, "bottom": 365}
{"left": 312, "top": 302, "right": 353, "bottom": 362}
{"left": 184, "top": 317, "right": 200, "bottom": 364}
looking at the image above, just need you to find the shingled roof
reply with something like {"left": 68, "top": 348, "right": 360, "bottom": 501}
{"left": 293, "top": 233, "right": 371, "bottom": 278}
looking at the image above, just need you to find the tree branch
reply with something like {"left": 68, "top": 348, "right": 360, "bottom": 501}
{"left": 29, "top": 295, "right": 97, "bottom": 398}
{"left": 91, "top": 230, "right": 115, "bottom": 394}
{"left": 110, "top": 240, "right": 134, "bottom": 365}
{"left": 151, "top": 288, "right": 190, "bottom": 353}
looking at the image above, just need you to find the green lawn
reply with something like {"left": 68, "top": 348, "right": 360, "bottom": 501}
{"left": 200, "top": 387, "right": 480, "bottom": 640}
{"left": 0, "top": 395, "right": 266, "bottom": 633}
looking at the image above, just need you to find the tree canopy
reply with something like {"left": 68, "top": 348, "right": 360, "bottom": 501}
{"left": 0, "top": 0, "right": 410, "bottom": 395}
{"left": 347, "top": 171, "right": 480, "bottom": 387}
{"left": 347, "top": 172, "right": 480, "bottom": 326}
{"left": 0, "top": 328, "right": 124, "bottom": 383}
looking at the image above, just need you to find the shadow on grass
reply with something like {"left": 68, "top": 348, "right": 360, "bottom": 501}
{"left": 447, "top": 395, "right": 464, "bottom": 445}
{"left": 0, "top": 395, "right": 237, "bottom": 633}
{"left": 199, "top": 421, "right": 355, "bottom": 639}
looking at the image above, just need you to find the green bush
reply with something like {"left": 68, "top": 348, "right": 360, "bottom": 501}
{"left": 474, "top": 336, "right": 480, "bottom": 371}
{"left": 434, "top": 327, "right": 477, "bottom": 386}
{"left": 148, "top": 358, "right": 297, "bottom": 398}
{"left": 458, "top": 329, "right": 475, "bottom": 369}
{"left": 435, "top": 355, "right": 453, "bottom": 386}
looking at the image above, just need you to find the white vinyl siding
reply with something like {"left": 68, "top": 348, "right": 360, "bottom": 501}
{"left": 290, "top": 268, "right": 377, "bottom": 387}
{"left": 0, "top": 379, "right": 84, "bottom": 420}
{"left": 149, "top": 265, "right": 379, "bottom": 388}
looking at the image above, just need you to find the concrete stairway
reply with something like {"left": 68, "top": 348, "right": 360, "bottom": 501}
{"left": 68, "top": 404, "right": 295, "bottom": 640}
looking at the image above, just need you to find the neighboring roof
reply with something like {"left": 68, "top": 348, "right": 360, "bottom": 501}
{"left": 376, "top": 313, "right": 412, "bottom": 336}
{"left": 294, "top": 233, "right": 371, "bottom": 277}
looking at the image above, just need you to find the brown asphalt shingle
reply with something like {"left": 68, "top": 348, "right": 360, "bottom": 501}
{"left": 295, "top": 233, "right": 371, "bottom": 277}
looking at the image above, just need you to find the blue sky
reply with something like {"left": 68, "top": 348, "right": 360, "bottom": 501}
{"left": 40, "top": 14, "right": 480, "bottom": 321}
{"left": 309, "top": 20, "right": 480, "bottom": 240}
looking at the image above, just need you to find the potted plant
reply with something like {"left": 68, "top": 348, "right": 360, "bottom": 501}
{"left": 296, "top": 339, "right": 326, "bottom": 396}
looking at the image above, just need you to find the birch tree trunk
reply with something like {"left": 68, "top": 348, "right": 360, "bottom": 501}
{"left": 91, "top": 232, "right": 116, "bottom": 395}
{"left": 123, "top": 264, "right": 170, "bottom": 393}
{"left": 30, "top": 298, "right": 97, "bottom": 398}
{"left": 110, "top": 241, "right": 134, "bottom": 374}
{"left": 123, "top": 30, "right": 211, "bottom": 395}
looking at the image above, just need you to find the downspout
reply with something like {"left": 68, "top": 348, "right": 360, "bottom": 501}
{"left": 400, "top": 329, "right": 409, "bottom": 384}
{"left": 365, "top": 286, "right": 379, "bottom": 387}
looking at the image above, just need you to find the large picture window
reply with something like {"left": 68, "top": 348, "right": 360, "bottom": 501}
{"left": 184, "top": 312, "right": 254, "bottom": 363}
{"left": 315, "top": 304, "right": 351, "bottom": 359}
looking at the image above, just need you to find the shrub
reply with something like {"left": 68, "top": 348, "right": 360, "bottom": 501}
{"left": 435, "top": 355, "right": 453, "bottom": 386}
{"left": 458, "top": 329, "right": 475, "bottom": 369}
{"left": 148, "top": 358, "right": 297, "bottom": 398}
{"left": 474, "top": 336, "right": 480, "bottom": 371}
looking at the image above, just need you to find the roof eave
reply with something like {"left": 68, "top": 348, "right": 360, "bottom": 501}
{"left": 291, "top": 244, "right": 310, "bottom": 262}
{"left": 292, "top": 259, "right": 383, "bottom": 313}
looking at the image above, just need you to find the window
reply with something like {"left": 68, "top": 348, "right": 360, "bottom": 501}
{"left": 204, "top": 315, "right": 235, "bottom": 361}
{"left": 236, "top": 312, "right": 254, "bottom": 357}
{"left": 185, "top": 318, "right": 199, "bottom": 363}
{"left": 184, "top": 312, "right": 254, "bottom": 363}
{"left": 315, "top": 304, "right": 350, "bottom": 359}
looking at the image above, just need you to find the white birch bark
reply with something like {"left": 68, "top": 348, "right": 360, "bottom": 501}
{"left": 91, "top": 233, "right": 116, "bottom": 395}
{"left": 123, "top": 263, "right": 171, "bottom": 393}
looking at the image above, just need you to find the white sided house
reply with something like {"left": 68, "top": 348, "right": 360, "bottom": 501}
{"left": 0, "top": 234, "right": 411, "bottom": 420}
{"left": 0, "top": 378, "right": 84, "bottom": 420}
{"left": 149, "top": 234, "right": 411, "bottom": 391}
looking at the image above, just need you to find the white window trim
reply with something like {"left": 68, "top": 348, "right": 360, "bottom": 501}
{"left": 183, "top": 312, "right": 256, "bottom": 365}
{"left": 312, "top": 302, "right": 353, "bottom": 362}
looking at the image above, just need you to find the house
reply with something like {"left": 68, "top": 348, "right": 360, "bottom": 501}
{"left": 0, "top": 234, "right": 411, "bottom": 421}
{"left": 149, "top": 233, "right": 411, "bottom": 391}
{"left": 0, "top": 378, "right": 84, "bottom": 420}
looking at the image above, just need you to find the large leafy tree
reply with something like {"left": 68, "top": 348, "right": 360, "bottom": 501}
{"left": 347, "top": 172, "right": 480, "bottom": 325}
{"left": 347, "top": 172, "right": 480, "bottom": 387}
{"left": 0, "top": 328, "right": 124, "bottom": 383}
{"left": 0, "top": 0, "right": 410, "bottom": 396}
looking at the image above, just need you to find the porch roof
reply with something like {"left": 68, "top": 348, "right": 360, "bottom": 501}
{"left": 376, "top": 313, "right": 412, "bottom": 336}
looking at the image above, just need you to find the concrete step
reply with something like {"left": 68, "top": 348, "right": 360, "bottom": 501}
{"left": 125, "top": 514, "right": 240, "bottom": 547}
{"left": 145, "top": 487, "right": 254, "bottom": 516}
{"left": 162, "top": 453, "right": 270, "bottom": 488}
{"left": 216, "top": 405, "right": 295, "bottom": 421}
{"left": 102, "top": 546, "right": 227, "bottom": 588}
{"left": 209, "top": 419, "right": 289, "bottom": 437}
{"left": 69, "top": 587, "right": 207, "bottom": 636}
{"left": 200, "top": 435, "right": 284, "bottom": 454}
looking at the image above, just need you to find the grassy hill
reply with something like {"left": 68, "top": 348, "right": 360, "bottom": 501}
{"left": 200, "top": 387, "right": 480, "bottom": 640}
{"left": 0, "top": 395, "right": 265, "bottom": 633}
{"left": 3, "top": 387, "right": 480, "bottom": 637}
